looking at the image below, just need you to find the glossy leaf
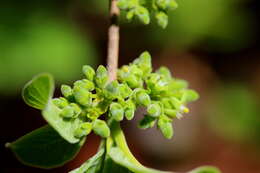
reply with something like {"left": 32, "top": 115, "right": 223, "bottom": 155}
{"left": 6, "top": 125, "right": 83, "bottom": 169}
{"left": 69, "top": 148, "right": 105, "bottom": 173}
{"left": 42, "top": 101, "right": 81, "bottom": 143}
{"left": 22, "top": 73, "right": 54, "bottom": 110}
{"left": 102, "top": 156, "right": 133, "bottom": 173}
{"left": 189, "top": 166, "right": 221, "bottom": 173}
{"left": 108, "top": 147, "right": 171, "bottom": 173}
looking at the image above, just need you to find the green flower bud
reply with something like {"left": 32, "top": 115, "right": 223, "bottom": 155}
{"left": 74, "top": 122, "right": 92, "bottom": 138}
{"left": 118, "top": 65, "right": 130, "bottom": 80}
{"left": 60, "top": 106, "right": 74, "bottom": 118}
{"left": 92, "top": 119, "right": 110, "bottom": 138}
{"left": 154, "top": 78, "right": 169, "bottom": 94}
{"left": 169, "top": 79, "right": 188, "bottom": 90}
{"left": 126, "top": 75, "right": 142, "bottom": 88}
{"left": 125, "top": 107, "right": 135, "bottom": 120}
{"left": 147, "top": 103, "right": 161, "bottom": 117}
{"left": 156, "top": 66, "right": 172, "bottom": 80}
{"left": 168, "top": 0, "right": 178, "bottom": 10}
{"left": 161, "top": 98, "right": 172, "bottom": 109}
{"left": 156, "top": 11, "right": 168, "bottom": 29}
{"left": 119, "top": 83, "right": 132, "bottom": 99}
{"left": 74, "top": 128, "right": 85, "bottom": 138}
{"left": 95, "top": 65, "right": 108, "bottom": 88}
{"left": 181, "top": 89, "right": 199, "bottom": 103}
{"left": 117, "top": 0, "right": 136, "bottom": 9}
{"left": 81, "top": 122, "right": 92, "bottom": 135}
{"left": 106, "top": 81, "right": 120, "bottom": 97}
{"left": 138, "top": 115, "right": 156, "bottom": 129}
{"left": 156, "top": 0, "right": 168, "bottom": 9}
{"left": 158, "top": 115, "right": 173, "bottom": 139}
{"left": 156, "top": 0, "right": 178, "bottom": 10}
{"left": 52, "top": 97, "right": 68, "bottom": 109}
{"left": 164, "top": 108, "right": 177, "bottom": 118}
{"left": 82, "top": 65, "right": 95, "bottom": 81}
{"left": 169, "top": 97, "right": 181, "bottom": 109}
{"left": 70, "top": 103, "right": 82, "bottom": 117}
{"left": 73, "top": 86, "right": 92, "bottom": 106}
{"left": 126, "top": 10, "right": 135, "bottom": 20}
{"left": 135, "top": 6, "right": 150, "bottom": 25}
{"left": 61, "top": 85, "right": 73, "bottom": 98}
{"left": 147, "top": 74, "right": 167, "bottom": 93}
{"left": 130, "top": 65, "right": 143, "bottom": 78}
{"left": 133, "top": 51, "right": 152, "bottom": 76}
{"left": 109, "top": 102, "right": 124, "bottom": 121}
{"left": 74, "top": 79, "right": 95, "bottom": 91}
{"left": 134, "top": 89, "right": 151, "bottom": 106}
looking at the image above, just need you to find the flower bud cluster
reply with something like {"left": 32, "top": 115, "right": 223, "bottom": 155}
{"left": 52, "top": 51, "right": 198, "bottom": 140}
{"left": 117, "top": 0, "right": 178, "bottom": 28}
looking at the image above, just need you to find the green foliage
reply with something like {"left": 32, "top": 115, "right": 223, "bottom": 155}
{"left": 6, "top": 1, "right": 221, "bottom": 172}
{"left": 22, "top": 73, "right": 54, "bottom": 110}
{"left": 7, "top": 50, "right": 211, "bottom": 172}
{"left": 69, "top": 147, "right": 105, "bottom": 173}
{"left": 35, "top": 51, "right": 197, "bottom": 141}
{"left": 9, "top": 51, "right": 201, "bottom": 171}
{"left": 6, "top": 125, "right": 84, "bottom": 169}
{"left": 117, "top": 0, "right": 178, "bottom": 28}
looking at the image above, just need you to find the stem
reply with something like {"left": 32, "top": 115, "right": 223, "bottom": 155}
{"left": 107, "top": 0, "right": 120, "bottom": 81}
{"left": 106, "top": 0, "right": 141, "bottom": 166}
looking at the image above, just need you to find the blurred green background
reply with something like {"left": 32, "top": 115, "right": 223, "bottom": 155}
{"left": 1, "top": 0, "right": 260, "bottom": 173}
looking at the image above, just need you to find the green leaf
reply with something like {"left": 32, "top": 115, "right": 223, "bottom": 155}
{"left": 6, "top": 125, "right": 84, "bottom": 169}
{"left": 42, "top": 101, "right": 81, "bottom": 143}
{"left": 69, "top": 148, "right": 105, "bottom": 173}
{"left": 108, "top": 147, "right": 171, "bottom": 173}
{"left": 189, "top": 166, "right": 221, "bottom": 173}
{"left": 22, "top": 73, "right": 54, "bottom": 110}
{"left": 102, "top": 156, "right": 133, "bottom": 173}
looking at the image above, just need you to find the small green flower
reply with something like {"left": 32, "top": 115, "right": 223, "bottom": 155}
{"left": 181, "top": 89, "right": 199, "bottom": 103}
{"left": 135, "top": 6, "right": 150, "bottom": 25}
{"left": 138, "top": 115, "right": 156, "bottom": 129}
{"left": 95, "top": 65, "right": 108, "bottom": 88}
{"left": 61, "top": 85, "right": 73, "bottom": 98}
{"left": 73, "top": 86, "right": 92, "bottom": 107}
{"left": 156, "top": 0, "right": 178, "bottom": 10}
{"left": 119, "top": 83, "right": 132, "bottom": 99}
{"left": 74, "top": 122, "right": 92, "bottom": 138}
{"left": 156, "top": 66, "right": 172, "bottom": 80}
{"left": 147, "top": 103, "right": 161, "bottom": 117}
{"left": 70, "top": 103, "right": 82, "bottom": 117}
{"left": 74, "top": 79, "right": 95, "bottom": 91}
{"left": 92, "top": 119, "right": 110, "bottom": 138}
{"left": 156, "top": 11, "right": 168, "bottom": 29}
{"left": 109, "top": 102, "right": 124, "bottom": 121}
{"left": 52, "top": 97, "right": 69, "bottom": 109}
{"left": 125, "top": 107, "right": 135, "bottom": 120}
{"left": 60, "top": 106, "right": 74, "bottom": 118}
{"left": 134, "top": 89, "right": 151, "bottom": 106}
{"left": 158, "top": 115, "right": 173, "bottom": 139}
{"left": 82, "top": 65, "right": 95, "bottom": 81}
{"left": 105, "top": 81, "right": 120, "bottom": 99}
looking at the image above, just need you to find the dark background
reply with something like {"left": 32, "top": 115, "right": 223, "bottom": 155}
{"left": 1, "top": 0, "right": 260, "bottom": 172}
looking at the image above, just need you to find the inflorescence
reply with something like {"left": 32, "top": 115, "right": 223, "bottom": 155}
{"left": 117, "top": 0, "right": 178, "bottom": 28}
{"left": 52, "top": 51, "right": 199, "bottom": 140}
